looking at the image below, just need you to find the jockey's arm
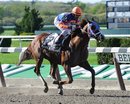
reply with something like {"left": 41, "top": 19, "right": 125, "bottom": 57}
{"left": 58, "top": 22, "right": 69, "bottom": 29}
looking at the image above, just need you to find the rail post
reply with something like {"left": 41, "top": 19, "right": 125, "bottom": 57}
{"left": 113, "top": 53, "right": 126, "bottom": 91}
{"left": 0, "top": 63, "right": 6, "bottom": 87}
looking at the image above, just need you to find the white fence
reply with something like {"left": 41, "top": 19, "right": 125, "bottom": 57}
{"left": 0, "top": 47, "right": 130, "bottom": 53}
{"left": 1, "top": 34, "right": 130, "bottom": 39}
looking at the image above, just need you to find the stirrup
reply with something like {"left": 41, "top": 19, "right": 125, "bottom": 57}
{"left": 55, "top": 39, "right": 63, "bottom": 46}
{"left": 52, "top": 46, "right": 61, "bottom": 53}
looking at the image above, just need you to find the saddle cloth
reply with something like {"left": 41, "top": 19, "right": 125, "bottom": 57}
{"left": 42, "top": 33, "right": 60, "bottom": 52}
{"left": 46, "top": 33, "right": 59, "bottom": 45}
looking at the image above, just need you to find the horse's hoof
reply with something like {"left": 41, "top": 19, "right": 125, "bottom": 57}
{"left": 59, "top": 81, "right": 64, "bottom": 85}
{"left": 44, "top": 87, "right": 49, "bottom": 93}
{"left": 53, "top": 80, "right": 59, "bottom": 84}
{"left": 90, "top": 88, "right": 95, "bottom": 94}
{"left": 58, "top": 89, "right": 63, "bottom": 95}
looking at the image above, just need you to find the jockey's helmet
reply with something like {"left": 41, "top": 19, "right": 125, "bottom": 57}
{"left": 72, "top": 6, "right": 82, "bottom": 16}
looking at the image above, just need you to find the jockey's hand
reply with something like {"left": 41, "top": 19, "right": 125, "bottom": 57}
{"left": 70, "top": 22, "right": 77, "bottom": 25}
{"left": 69, "top": 25, "right": 75, "bottom": 30}
{"left": 68, "top": 25, "right": 72, "bottom": 29}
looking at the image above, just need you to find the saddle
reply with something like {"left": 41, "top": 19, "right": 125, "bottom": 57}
{"left": 42, "top": 33, "right": 71, "bottom": 52}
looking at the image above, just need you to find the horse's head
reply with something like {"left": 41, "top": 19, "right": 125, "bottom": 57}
{"left": 80, "top": 19, "right": 105, "bottom": 42}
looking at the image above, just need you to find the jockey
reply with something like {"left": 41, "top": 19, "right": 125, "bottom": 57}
{"left": 54, "top": 6, "right": 82, "bottom": 48}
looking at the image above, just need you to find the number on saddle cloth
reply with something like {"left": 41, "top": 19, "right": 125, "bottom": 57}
{"left": 42, "top": 33, "right": 59, "bottom": 47}
{"left": 42, "top": 33, "right": 71, "bottom": 52}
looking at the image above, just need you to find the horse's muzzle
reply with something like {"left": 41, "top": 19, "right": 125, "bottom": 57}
{"left": 101, "top": 34, "right": 105, "bottom": 41}
{"left": 96, "top": 33, "right": 105, "bottom": 42}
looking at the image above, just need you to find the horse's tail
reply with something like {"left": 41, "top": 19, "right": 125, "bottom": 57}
{"left": 39, "top": 39, "right": 42, "bottom": 48}
{"left": 17, "top": 48, "right": 32, "bottom": 66}
{"left": 39, "top": 36, "right": 45, "bottom": 51}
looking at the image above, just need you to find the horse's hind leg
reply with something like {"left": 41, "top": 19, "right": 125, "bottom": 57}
{"left": 56, "top": 68, "right": 63, "bottom": 95}
{"left": 34, "top": 56, "right": 48, "bottom": 93}
{"left": 50, "top": 63, "right": 63, "bottom": 95}
{"left": 79, "top": 61, "right": 95, "bottom": 94}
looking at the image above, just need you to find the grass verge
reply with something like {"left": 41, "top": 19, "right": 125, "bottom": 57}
{"left": 0, "top": 38, "right": 98, "bottom": 64}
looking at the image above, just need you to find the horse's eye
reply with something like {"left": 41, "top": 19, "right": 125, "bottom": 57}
{"left": 95, "top": 30, "right": 99, "bottom": 33}
{"left": 91, "top": 25, "right": 96, "bottom": 30}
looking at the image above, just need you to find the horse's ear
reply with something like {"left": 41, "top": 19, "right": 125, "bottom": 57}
{"left": 92, "top": 17, "right": 99, "bottom": 23}
{"left": 81, "top": 19, "right": 87, "bottom": 22}
{"left": 86, "top": 18, "right": 91, "bottom": 23}
{"left": 92, "top": 17, "right": 95, "bottom": 21}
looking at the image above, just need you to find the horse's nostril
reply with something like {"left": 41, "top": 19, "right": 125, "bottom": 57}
{"left": 100, "top": 37, "right": 104, "bottom": 42}
{"left": 102, "top": 35, "right": 105, "bottom": 41}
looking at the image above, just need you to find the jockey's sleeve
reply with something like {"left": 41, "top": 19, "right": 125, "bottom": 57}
{"left": 58, "top": 22, "right": 68, "bottom": 29}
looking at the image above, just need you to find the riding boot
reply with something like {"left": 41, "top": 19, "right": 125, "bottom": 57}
{"left": 42, "top": 41, "right": 47, "bottom": 46}
{"left": 62, "top": 35, "right": 71, "bottom": 51}
{"left": 41, "top": 40, "right": 48, "bottom": 49}
{"left": 55, "top": 35, "right": 64, "bottom": 47}
{"left": 52, "top": 35, "right": 64, "bottom": 52}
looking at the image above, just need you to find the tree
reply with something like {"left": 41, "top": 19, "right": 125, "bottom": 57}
{"left": 15, "top": 6, "right": 44, "bottom": 35}
{"left": 84, "top": 3, "right": 106, "bottom": 23}
{"left": 0, "top": 26, "right": 4, "bottom": 34}
{"left": 0, "top": 7, "right": 4, "bottom": 25}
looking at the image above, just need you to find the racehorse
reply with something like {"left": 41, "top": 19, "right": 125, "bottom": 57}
{"left": 18, "top": 19, "right": 104, "bottom": 95}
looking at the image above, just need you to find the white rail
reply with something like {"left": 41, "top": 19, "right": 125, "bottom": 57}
{"left": 0, "top": 47, "right": 130, "bottom": 53}
{"left": 0, "top": 36, "right": 36, "bottom": 38}
{"left": 0, "top": 34, "right": 130, "bottom": 39}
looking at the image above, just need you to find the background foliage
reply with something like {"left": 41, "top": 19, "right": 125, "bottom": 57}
{"left": 0, "top": 1, "right": 106, "bottom": 26}
{"left": 0, "top": 1, "right": 106, "bottom": 65}
{"left": 97, "top": 38, "right": 130, "bottom": 64}
{"left": 15, "top": 6, "right": 43, "bottom": 34}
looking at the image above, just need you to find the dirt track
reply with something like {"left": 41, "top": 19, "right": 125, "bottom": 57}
{"left": 0, "top": 78, "right": 130, "bottom": 104}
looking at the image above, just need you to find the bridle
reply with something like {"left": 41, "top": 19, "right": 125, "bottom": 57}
{"left": 83, "top": 22, "right": 102, "bottom": 39}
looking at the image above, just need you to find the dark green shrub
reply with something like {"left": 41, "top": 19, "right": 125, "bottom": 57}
{"left": 97, "top": 38, "right": 121, "bottom": 64}
{"left": 0, "top": 38, "right": 12, "bottom": 47}
{"left": 120, "top": 38, "right": 130, "bottom": 47}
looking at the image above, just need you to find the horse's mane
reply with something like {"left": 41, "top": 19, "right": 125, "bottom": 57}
{"left": 71, "top": 27, "right": 82, "bottom": 38}
{"left": 79, "top": 19, "right": 88, "bottom": 28}
{"left": 70, "top": 19, "right": 89, "bottom": 38}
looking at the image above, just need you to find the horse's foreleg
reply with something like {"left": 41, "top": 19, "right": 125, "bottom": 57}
{"left": 34, "top": 56, "right": 48, "bottom": 93}
{"left": 60, "top": 64, "right": 73, "bottom": 85}
{"left": 79, "top": 61, "right": 95, "bottom": 94}
{"left": 60, "top": 51, "right": 73, "bottom": 85}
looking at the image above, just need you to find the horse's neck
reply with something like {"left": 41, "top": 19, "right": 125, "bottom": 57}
{"left": 70, "top": 34, "right": 89, "bottom": 49}
{"left": 81, "top": 29, "right": 90, "bottom": 46}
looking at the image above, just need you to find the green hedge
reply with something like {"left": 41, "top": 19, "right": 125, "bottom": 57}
{"left": 0, "top": 38, "right": 12, "bottom": 47}
{"left": 97, "top": 38, "right": 123, "bottom": 64}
